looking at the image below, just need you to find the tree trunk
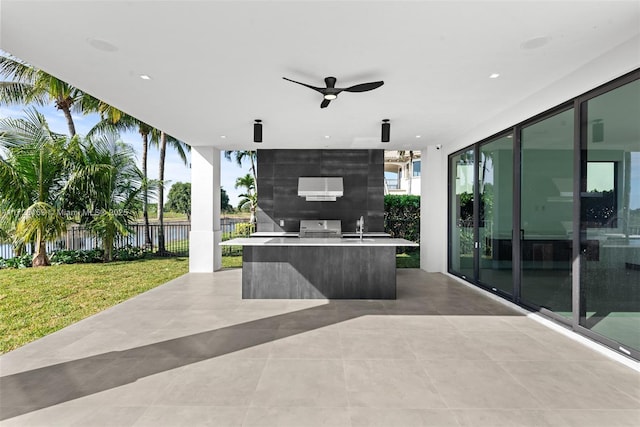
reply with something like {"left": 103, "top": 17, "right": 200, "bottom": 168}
{"left": 249, "top": 152, "right": 258, "bottom": 194}
{"left": 157, "top": 131, "right": 168, "bottom": 255}
{"left": 32, "top": 239, "right": 50, "bottom": 267}
{"left": 104, "top": 235, "right": 113, "bottom": 262}
{"left": 58, "top": 101, "right": 76, "bottom": 137}
{"left": 141, "top": 132, "right": 152, "bottom": 249}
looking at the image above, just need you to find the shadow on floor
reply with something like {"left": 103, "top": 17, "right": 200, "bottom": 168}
{"left": 0, "top": 273, "right": 523, "bottom": 420}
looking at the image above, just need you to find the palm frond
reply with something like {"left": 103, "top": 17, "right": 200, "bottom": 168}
{"left": 15, "top": 201, "right": 67, "bottom": 243}
{"left": 0, "top": 54, "right": 36, "bottom": 84}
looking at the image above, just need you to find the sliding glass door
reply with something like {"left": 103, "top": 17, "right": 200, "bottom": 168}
{"left": 447, "top": 71, "right": 639, "bottom": 358}
{"left": 579, "top": 80, "right": 640, "bottom": 353}
{"left": 519, "top": 108, "right": 574, "bottom": 318}
{"left": 449, "top": 149, "right": 475, "bottom": 279}
{"left": 478, "top": 134, "right": 514, "bottom": 294}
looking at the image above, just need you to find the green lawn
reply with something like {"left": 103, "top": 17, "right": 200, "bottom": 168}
{"left": 0, "top": 257, "right": 189, "bottom": 354}
{"left": 395, "top": 251, "right": 420, "bottom": 268}
{"left": 222, "top": 255, "right": 243, "bottom": 269}
{"left": 1, "top": 251, "right": 420, "bottom": 354}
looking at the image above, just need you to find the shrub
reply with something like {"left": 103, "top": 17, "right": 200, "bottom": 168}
{"left": 51, "top": 249, "right": 104, "bottom": 265}
{"left": 384, "top": 195, "right": 420, "bottom": 253}
{"left": 234, "top": 222, "right": 255, "bottom": 237}
{"left": 1, "top": 246, "right": 149, "bottom": 269}
{"left": 0, "top": 253, "right": 32, "bottom": 269}
{"left": 113, "top": 245, "right": 148, "bottom": 261}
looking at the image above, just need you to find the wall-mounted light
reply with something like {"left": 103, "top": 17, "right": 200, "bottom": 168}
{"left": 254, "top": 119, "right": 262, "bottom": 143}
{"left": 592, "top": 119, "right": 604, "bottom": 143}
{"left": 381, "top": 119, "right": 390, "bottom": 143}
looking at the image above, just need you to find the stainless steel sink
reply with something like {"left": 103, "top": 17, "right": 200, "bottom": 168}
{"left": 341, "top": 238, "right": 376, "bottom": 243}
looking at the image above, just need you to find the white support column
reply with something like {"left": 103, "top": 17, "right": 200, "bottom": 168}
{"left": 420, "top": 145, "right": 448, "bottom": 272}
{"left": 189, "top": 146, "right": 222, "bottom": 272}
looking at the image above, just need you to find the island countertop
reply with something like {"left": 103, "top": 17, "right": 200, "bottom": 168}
{"left": 249, "top": 232, "right": 392, "bottom": 238}
{"left": 220, "top": 237, "right": 418, "bottom": 247}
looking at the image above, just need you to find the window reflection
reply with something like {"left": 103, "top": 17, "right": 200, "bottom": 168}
{"left": 478, "top": 135, "right": 513, "bottom": 294}
{"left": 520, "top": 108, "right": 574, "bottom": 317}
{"left": 449, "top": 150, "right": 474, "bottom": 279}
{"left": 580, "top": 80, "right": 640, "bottom": 352}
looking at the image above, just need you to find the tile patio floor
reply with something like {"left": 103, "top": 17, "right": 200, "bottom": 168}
{"left": 1, "top": 269, "right": 639, "bottom": 426}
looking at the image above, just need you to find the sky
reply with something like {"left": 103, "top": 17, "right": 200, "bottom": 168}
{"left": 0, "top": 104, "right": 250, "bottom": 208}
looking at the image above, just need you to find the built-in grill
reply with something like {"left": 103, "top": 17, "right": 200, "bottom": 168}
{"left": 299, "top": 220, "right": 342, "bottom": 238}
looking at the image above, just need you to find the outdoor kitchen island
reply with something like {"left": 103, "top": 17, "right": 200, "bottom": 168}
{"left": 220, "top": 236, "right": 418, "bottom": 299}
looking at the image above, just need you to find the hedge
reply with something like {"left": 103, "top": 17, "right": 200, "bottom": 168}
{"left": 384, "top": 195, "right": 420, "bottom": 253}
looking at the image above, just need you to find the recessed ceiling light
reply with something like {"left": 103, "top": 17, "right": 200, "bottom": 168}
{"left": 489, "top": 73, "right": 500, "bottom": 79}
{"left": 324, "top": 135, "right": 330, "bottom": 139}
{"left": 521, "top": 36, "right": 550, "bottom": 50}
{"left": 415, "top": 135, "right": 421, "bottom": 139}
{"left": 220, "top": 135, "right": 226, "bottom": 139}
{"left": 87, "top": 38, "right": 118, "bottom": 52}
{"left": 139, "top": 74, "right": 151, "bottom": 80}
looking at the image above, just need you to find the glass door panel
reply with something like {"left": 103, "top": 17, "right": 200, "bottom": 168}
{"left": 520, "top": 108, "right": 574, "bottom": 317}
{"left": 580, "top": 80, "right": 640, "bottom": 353}
{"left": 479, "top": 135, "right": 514, "bottom": 294}
{"left": 449, "top": 149, "right": 475, "bottom": 279}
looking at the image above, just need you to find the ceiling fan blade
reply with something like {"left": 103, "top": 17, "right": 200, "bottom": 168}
{"left": 320, "top": 99, "right": 331, "bottom": 108}
{"left": 343, "top": 81, "right": 384, "bottom": 93}
{"left": 282, "top": 77, "right": 324, "bottom": 94}
{"left": 324, "top": 76, "right": 337, "bottom": 88}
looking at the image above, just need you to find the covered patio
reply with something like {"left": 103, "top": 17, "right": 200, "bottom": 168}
{"left": 1, "top": 269, "right": 638, "bottom": 426}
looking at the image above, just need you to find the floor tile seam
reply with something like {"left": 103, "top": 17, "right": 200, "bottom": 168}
{"left": 264, "top": 354, "right": 343, "bottom": 360}
{"left": 515, "top": 328, "right": 595, "bottom": 361}
{"left": 116, "top": 405, "right": 147, "bottom": 427}
{"left": 415, "top": 359, "right": 454, "bottom": 411}
{"left": 496, "top": 357, "right": 640, "bottom": 401}
{"left": 397, "top": 328, "right": 427, "bottom": 362}
{"left": 544, "top": 408, "right": 640, "bottom": 413}
{"left": 141, "top": 386, "right": 174, "bottom": 409}
{"left": 341, "top": 356, "right": 419, "bottom": 361}
{"left": 137, "top": 405, "right": 252, "bottom": 409}
{"left": 466, "top": 359, "right": 549, "bottom": 407}
{"left": 567, "top": 362, "right": 640, "bottom": 404}
{"left": 493, "top": 359, "right": 577, "bottom": 409}
{"left": 453, "top": 329, "right": 562, "bottom": 360}
{"left": 238, "top": 405, "right": 253, "bottom": 427}
{"left": 246, "top": 358, "right": 272, "bottom": 409}
{"left": 335, "top": 326, "right": 405, "bottom": 335}
{"left": 340, "top": 359, "right": 357, "bottom": 411}
{"left": 610, "top": 386, "right": 640, "bottom": 405}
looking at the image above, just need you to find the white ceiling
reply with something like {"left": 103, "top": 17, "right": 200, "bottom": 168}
{"left": 1, "top": 1, "right": 639, "bottom": 151}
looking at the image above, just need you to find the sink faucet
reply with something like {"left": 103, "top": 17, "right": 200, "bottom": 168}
{"left": 356, "top": 216, "right": 364, "bottom": 240}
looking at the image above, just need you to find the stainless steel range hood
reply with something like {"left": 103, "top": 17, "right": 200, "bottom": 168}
{"left": 298, "top": 177, "right": 343, "bottom": 201}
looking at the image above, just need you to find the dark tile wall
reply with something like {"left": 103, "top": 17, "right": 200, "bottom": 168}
{"left": 257, "top": 149, "right": 384, "bottom": 233}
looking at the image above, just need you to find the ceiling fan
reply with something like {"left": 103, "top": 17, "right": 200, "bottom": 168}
{"left": 282, "top": 76, "right": 384, "bottom": 108}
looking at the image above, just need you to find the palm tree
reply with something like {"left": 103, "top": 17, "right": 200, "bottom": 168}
{"left": 152, "top": 129, "right": 189, "bottom": 255}
{"left": 88, "top": 111, "right": 155, "bottom": 249}
{"left": 0, "top": 53, "right": 95, "bottom": 137}
{"left": 224, "top": 150, "right": 257, "bottom": 193}
{"left": 0, "top": 108, "right": 69, "bottom": 266}
{"left": 235, "top": 173, "right": 257, "bottom": 224}
{"left": 64, "top": 136, "right": 143, "bottom": 261}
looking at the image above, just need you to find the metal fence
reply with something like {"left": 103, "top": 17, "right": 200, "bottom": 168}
{"left": 220, "top": 217, "right": 253, "bottom": 256}
{"left": 0, "top": 218, "right": 253, "bottom": 259}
